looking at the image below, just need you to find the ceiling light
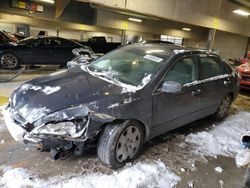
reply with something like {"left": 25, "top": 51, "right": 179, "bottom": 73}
{"left": 182, "top": 28, "right": 191, "bottom": 31}
{"left": 233, "top": 9, "right": 250, "bottom": 16}
{"left": 35, "top": 0, "right": 55, "bottom": 4}
{"left": 128, "top": 18, "right": 142, "bottom": 23}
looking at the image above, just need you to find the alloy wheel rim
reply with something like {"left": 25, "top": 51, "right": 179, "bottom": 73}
{"left": 218, "top": 96, "right": 231, "bottom": 118}
{"left": 1, "top": 54, "right": 18, "bottom": 69}
{"left": 116, "top": 125, "right": 141, "bottom": 163}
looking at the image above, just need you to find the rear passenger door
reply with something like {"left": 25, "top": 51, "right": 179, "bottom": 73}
{"left": 52, "top": 38, "right": 77, "bottom": 65}
{"left": 195, "top": 54, "right": 232, "bottom": 115}
{"left": 27, "top": 38, "right": 53, "bottom": 64}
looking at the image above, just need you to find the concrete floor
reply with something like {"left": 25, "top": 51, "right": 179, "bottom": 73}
{"left": 0, "top": 71, "right": 249, "bottom": 187}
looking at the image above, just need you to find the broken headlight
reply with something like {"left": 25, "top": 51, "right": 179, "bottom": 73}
{"left": 30, "top": 118, "right": 88, "bottom": 138}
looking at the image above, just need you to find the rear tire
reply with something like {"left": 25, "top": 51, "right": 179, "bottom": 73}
{"left": 97, "top": 120, "right": 144, "bottom": 169}
{"left": 0, "top": 53, "right": 19, "bottom": 69}
{"left": 214, "top": 95, "right": 232, "bottom": 121}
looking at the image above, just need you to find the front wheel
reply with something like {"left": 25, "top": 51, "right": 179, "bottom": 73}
{"left": 97, "top": 121, "right": 144, "bottom": 169}
{"left": 0, "top": 53, "right": 19, "bottom": 69}
{"left": 214, "top": 95, "right": 232, "bottom": 121}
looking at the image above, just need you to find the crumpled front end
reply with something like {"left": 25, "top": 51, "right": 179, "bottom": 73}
{"left": 4, "top": 104, "right": 115, "bottom": 157}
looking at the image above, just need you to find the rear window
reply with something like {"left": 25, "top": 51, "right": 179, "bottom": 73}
{"left": 198, "top": 56, "right": 223, "bottom": 80}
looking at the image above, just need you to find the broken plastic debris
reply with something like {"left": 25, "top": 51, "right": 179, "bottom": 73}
{"left": 180, "top": 168, "right": 185, "bottom": 172}
{"left": 187, "top": 180, "right": 194, "bottom": 187}
{"left": 0, "top": 140, "right": 5, "bottom": 144}
{"left": 215, "top": 166, "right": 224, "bottom": 173}
{"left": 235, "top": 149, "right": 250, "bottom": 167}
{"left": 219, "top": 180, "right": 224, "bottom": 188}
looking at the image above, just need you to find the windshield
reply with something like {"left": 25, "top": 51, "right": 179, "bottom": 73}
{"left": 87, "top": 45, "right": 170, "bottom": 88}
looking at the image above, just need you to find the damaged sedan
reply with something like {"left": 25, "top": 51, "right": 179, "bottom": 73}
{"left": 4, "top": 44, "right": 240, "bottom": 168}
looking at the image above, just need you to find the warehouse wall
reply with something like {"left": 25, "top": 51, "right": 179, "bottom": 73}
{"left": 213, "top": 31, "right": 248, "bottom": 59}
{"left": 0, "top": 22, "right": 15, "bottom": 33}
{"left": 59, "top": 30, "right": 81, "bottom": 40}
{"left": 184, "top": 31, "right": 248, "bottom": 59}
{"left": 96, "top": 10, "right": 207, "bottom": 41}
{"left": 87, "top": 0, "right": 250, "bottom": 36}
{"left": 30, "top": 26, "right": 57, "bottom": 36}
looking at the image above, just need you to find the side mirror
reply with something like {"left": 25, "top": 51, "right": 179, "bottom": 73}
{"left": 160, "top": 81, "right": 183, "bottom": 94}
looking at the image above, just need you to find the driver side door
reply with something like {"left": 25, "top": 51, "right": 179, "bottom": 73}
{"left": 151, "top": 55, "right": 200, "bottom": 137}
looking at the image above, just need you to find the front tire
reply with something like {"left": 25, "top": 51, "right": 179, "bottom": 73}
{"left": 97, "top": 121, "right": 144, "bottom": 169}
{"left": 214, "top": 95, "right": 232, "bottom": 121}
{"left": 0, "top": 53, "right": 19, "bottom": 69}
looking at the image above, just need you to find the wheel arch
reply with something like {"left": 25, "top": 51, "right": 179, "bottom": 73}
{"left": 227, "top": 92, "right": 234, "bottom": 102}
{"left": 98, "top": 118, "right": 150, "bottom": 141}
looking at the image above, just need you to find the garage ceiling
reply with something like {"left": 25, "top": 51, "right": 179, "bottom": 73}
{"left": 229, "top": 0, "right": 250, "bottom": 8}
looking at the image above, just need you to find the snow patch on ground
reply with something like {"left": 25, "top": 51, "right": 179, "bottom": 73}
{"left": 0, "top": 161, "right": 180, "bottom": 188}
{"left": 215, "top": 166, "right": 223, "bottom": 173}
{"left": 185, "top": 111, "right": 250, "bottom": 164}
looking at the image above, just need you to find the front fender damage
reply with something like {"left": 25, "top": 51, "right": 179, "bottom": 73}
{"left": 27, "top": 106, "right": 116, "bottom": 144}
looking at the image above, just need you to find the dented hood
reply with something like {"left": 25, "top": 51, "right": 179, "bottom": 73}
{"left": 10, "top": 67, "right": 125, "bottom": 123}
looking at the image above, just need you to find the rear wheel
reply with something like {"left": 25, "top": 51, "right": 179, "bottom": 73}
{"left": 0, "top": 53, "right": 19, "bottom": 69}
{"left": 214, "top": 95, "right": 232, "bottom": 121}
{"left": 97, "top": 121, "right": 144, "bottom": 169}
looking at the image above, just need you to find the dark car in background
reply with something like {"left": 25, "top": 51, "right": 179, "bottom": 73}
{"left": 0, "top": 36, "right": 90, "bottom": 69}
{"left": 76, "top": 36, "right": 121, "bottom": 54}
{"left": 4, "top": 44, "right": 239, "bottom": 168}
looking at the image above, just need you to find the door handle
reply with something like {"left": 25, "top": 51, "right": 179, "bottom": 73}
{"left": 191, "top": 89, "right": 201, "bottom": 96}
{"left": 224, "top": 80, "right": 231, "bottom": 86}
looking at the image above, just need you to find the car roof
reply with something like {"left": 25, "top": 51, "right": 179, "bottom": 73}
{"left": 132, "top": 43, "right": 219, "bottom": 57}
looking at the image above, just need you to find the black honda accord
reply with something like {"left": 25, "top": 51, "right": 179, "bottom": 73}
{"left": 4, "top": 44, "right": 240, "bottom": 168}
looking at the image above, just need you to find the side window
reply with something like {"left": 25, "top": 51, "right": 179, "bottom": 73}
{"left": 53, "top": 38, "right": 62, "bottom": 46}
{"left": 38, "top": 38, "right": 53, "bottom": 47}
{"left": 163, "top": 57, "right": 197, "bottom": 85}
{"left": 199, "top": 56, "right": 223, "bottom": 79}
{"left": 59, "top": 39, "right": 76, "bottom": 47}
{"left": 28, "top": 39, "right": 41, "bottom": 47}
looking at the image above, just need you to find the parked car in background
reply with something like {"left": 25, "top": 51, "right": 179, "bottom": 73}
{"left": 4, "top": 44, "right": 239, "bottom": 168}
{"left": 76, "top": 36, "right": 121, "bottom": 54}
{"left": 0, "top": 36, "right": 91, "bottom": 69}
{"left": 236, "top": 58, "right": 250, "bottom": 90}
